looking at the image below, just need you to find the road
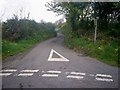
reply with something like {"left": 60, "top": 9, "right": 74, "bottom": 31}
{"left": 1, "top": 34, "right": 119, "bottom": 88}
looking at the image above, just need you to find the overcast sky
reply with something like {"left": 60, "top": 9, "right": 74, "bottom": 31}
{"left": 0, "top": 0, "right": 64, "bottom": 23}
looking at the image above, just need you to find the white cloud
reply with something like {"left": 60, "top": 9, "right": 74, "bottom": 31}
{"left": 0, "top": 0, "right": 63, "bottom": 23}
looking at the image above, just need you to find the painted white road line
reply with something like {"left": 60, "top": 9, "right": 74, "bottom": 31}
{"left": 20, "top": 70, "right": 39, "bottom": 73}
{"left": 48, "top": 49, "right": 69, "bottom": 62}
{"left": 96, "top": 74, "right": 112, "bottom": 78}
{"left": 42, "top": 74, "right": 59, "bottom": 77}
{"left": 0, "top": 73, "right": 12, "bottom": 76}
{"left": 48, "top": 58, "right": 69, "bottom": 62}
{"left": 17, "top": 73, "right": 34, "bottom": 76}
{"left": 47, "top": 70, "right": 61, "bottom": 74}
{"left": 96, "top": 78, "right": 113, "bottom": 82}
{"left": 0, "top": 69, "right": 17, "bottom": 72}
{"left": 66, "top": 75, "right": 84, "bottom": 79}
{"left": 70, "top": 72, "right": 86, "bottom": 75}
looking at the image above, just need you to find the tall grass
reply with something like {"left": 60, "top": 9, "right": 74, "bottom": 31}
{"left": 61, "top": 24, "right": 119, "bottom": 67}
{"left": 2, "top": 32, "right": 56, "bottom": 59}
{"left": 2, "top": 34, "right": 53, "bottom": 59}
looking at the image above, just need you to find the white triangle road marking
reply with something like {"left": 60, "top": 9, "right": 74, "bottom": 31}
{"left": 48, "top": 49, "right": 69, "bottom": 62}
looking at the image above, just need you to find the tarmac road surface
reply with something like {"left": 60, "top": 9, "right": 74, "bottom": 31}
{"left": 1, "top": 34, "right": 119, "bottom": 88}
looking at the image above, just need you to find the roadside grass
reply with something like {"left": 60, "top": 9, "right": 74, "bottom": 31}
{"left": 2, "top": 18, "right": 57, "bottom": 60}
{"left": 2, "top": 34, "right": 55, "bottom": 59}
{"left": 61, "top": 24, "right": 119, "bottom": 67}
{"left": 64, "top": 36, "right": 119, "bottom": 67}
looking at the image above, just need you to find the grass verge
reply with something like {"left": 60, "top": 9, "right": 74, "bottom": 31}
{"left": 61, "top": 24, "right": 119, "bottom": 67}
{"left": 2, "top": 35, "right": 55, "bottom": 59}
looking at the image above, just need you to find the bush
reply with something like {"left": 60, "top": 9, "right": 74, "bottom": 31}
{"left": 61, "top": 23, "right": 119, "bottom": 67}
{"left": 2, "top": 15, "right": 56, "bottom": 41}
{"left": 2, "top": 16, "right": 57, "bottom": 59}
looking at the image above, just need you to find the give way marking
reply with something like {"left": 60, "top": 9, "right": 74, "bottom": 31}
{"left": 48, "top": 49, "right": 69, "bottom": 62}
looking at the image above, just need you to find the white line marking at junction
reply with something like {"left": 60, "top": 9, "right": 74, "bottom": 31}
{"left": 96, "top": 74, "right": 112, "bottom": 78}
{"left": 70, "top": 72, "right": 86, "bottom": 75}
{"left": 48, "top": 49, "right": 69, "bottom": 62}
{"left": 66, "top": 75, "right": 84, "bottom": 79}
{"left": 0, "top": 73, "right": 12, "bottom": 76}
{"left": 96, "top": 78, "right": 113, "bottom": 82}
{"left": 17, "top": 73, "right": 34, "bottom": 76}
{"left": 47, "top": 70, "right": 61, "bottom": 74}
{"left": 0, "top": 69, "right": 17, "bottom": 72}
{"left": 42, "top": 74, "right": 59, "bottom": 77}
{"left": 20, "top": 70, "right": 39, "bottom": 73}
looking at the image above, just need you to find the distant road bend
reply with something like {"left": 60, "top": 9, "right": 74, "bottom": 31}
{"left": 2, "top": 34, "right": 119, "bottom": 88}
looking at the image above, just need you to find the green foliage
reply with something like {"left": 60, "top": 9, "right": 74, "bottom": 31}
{"left": 2, "top": 15, "right": 56, "bottom": 41}
{"left": 46, "top": 1, "right": 119, "bottom": 66}
{"left": 46, "top": 2, "right": 119, "bottom": 38}
{"left": 61, "top": 24, "right": 119, "bottom": 67}
{"left": 2, "top": 15, "right": 57, "bottom": 59}
{"left": 2, "top": 31, "right": 55, "bottom": 59}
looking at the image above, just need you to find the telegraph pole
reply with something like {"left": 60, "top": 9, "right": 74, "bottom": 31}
{"left": 94, "top": 17, "right": 98, "bottom": 44}
{"left": 0, "top": 18, "right": 2, "bottom": 90}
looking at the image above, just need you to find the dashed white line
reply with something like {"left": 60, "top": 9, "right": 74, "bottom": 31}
{"left": 70, "top": 72, "right": 86, "bottom": 75}
{"left": 96, "top": 78, "right": 113, "bottom": 82}
{"left": 0, "top": 69, "right": 114, "bottom": 82}
{"left": 96, "top": 74, "right": 112, "bottom": 78}
{"left": 0, "top": 73, "right": 12, "bottom": 76}
{"left": 0, "top": 69, "right": 17, "bottom": 72}
{"left": 66, "top": 75, "right": 84, "bottom": 79}
{"left": 42, "top": 74, "right": 59, "bottom": 77}
{"left": 17, "top": 73, "right": 34, "bottom": 76}
{"left": 47, "top": 70, "right": 61, "bottom": 74}
{"left": 20, "top": 70, "right": 39, "bottom": 73}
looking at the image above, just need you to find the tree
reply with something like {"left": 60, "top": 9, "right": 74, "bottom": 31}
{"left": 46, "top": 1, "right": 120, "bottom": 38}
